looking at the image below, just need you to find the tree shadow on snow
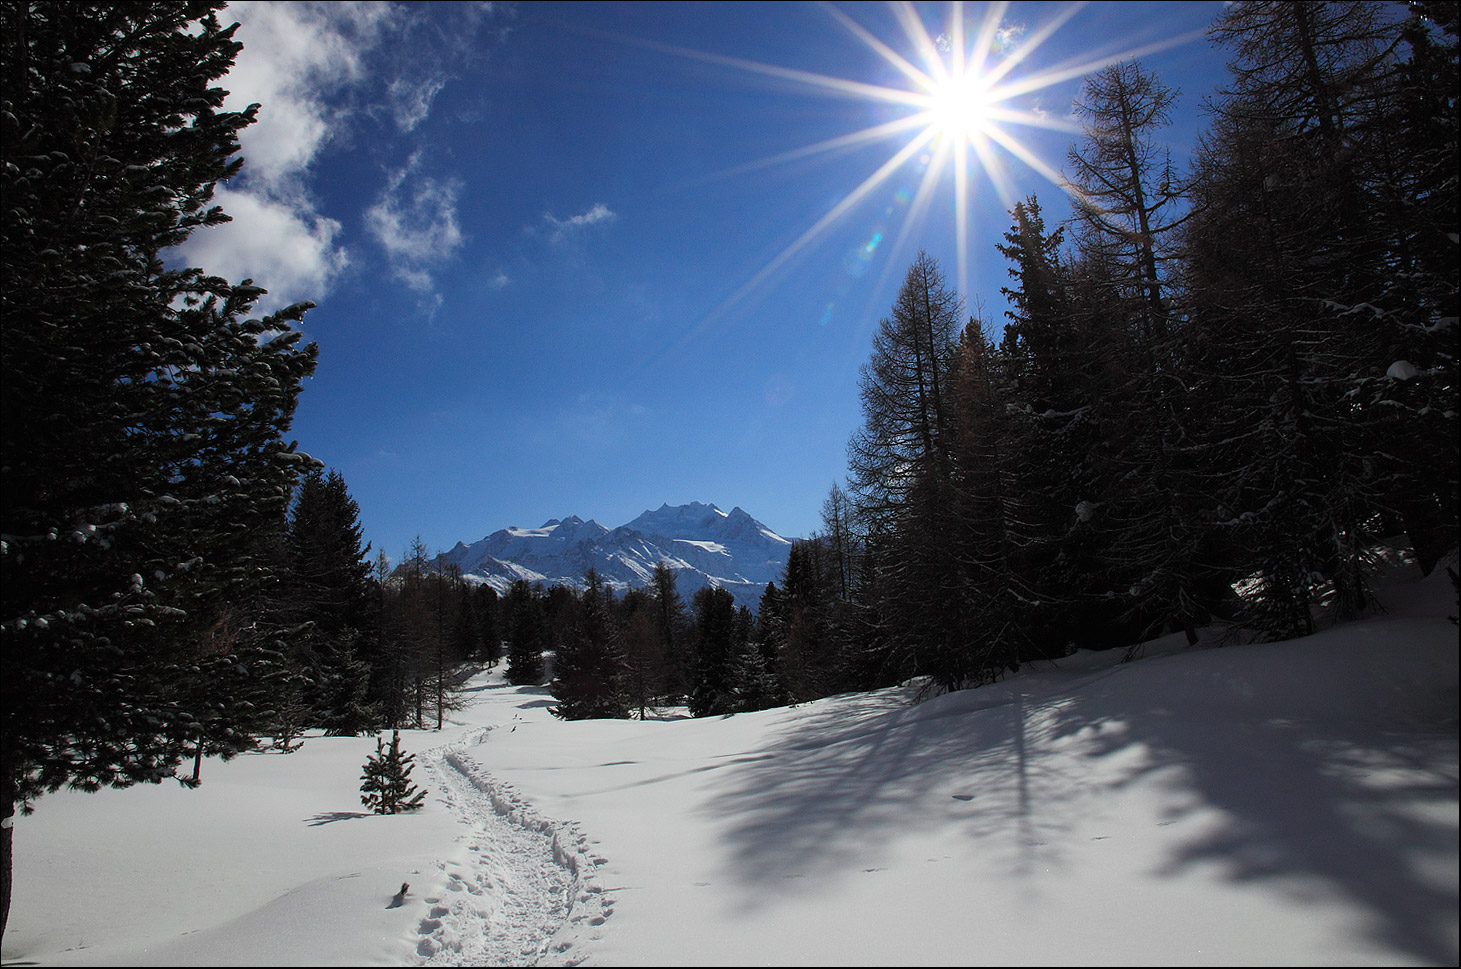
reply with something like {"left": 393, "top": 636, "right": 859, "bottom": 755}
{"left": 706, "top": 620, "right": 1458, "bottom": 965}
{"left": 306, "top": 810, "right": 371, "bottom": 826}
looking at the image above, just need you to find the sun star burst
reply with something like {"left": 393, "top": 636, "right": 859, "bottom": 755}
{"left": 640, "top": 1, "right": 1209, "bottom": 355}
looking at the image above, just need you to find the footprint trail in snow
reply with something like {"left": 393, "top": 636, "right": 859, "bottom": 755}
{"left": 413, "top": 727, "right": 612, "bottom": 966}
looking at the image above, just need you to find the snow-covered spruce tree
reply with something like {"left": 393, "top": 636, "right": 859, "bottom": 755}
{"left": 359, "top": 730, "right": 427, "bottom": 815}
{"left": 286, "top": 468, "right": 380, "bottom": 735}
{"left": 0, "top": 1, "right": 318, "bottom": 939}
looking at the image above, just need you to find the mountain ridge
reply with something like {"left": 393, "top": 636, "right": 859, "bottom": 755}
{"left": 433, "top": 501, "right": 795, "bottom": 612}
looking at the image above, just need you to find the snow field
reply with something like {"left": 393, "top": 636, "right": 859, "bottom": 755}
{"left": 3, "top": 554, "right": 1456, "bottom": 966}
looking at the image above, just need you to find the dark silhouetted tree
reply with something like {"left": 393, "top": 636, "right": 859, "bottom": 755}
{"left": 1, "top": 0, "right": 319, "bottom": 939}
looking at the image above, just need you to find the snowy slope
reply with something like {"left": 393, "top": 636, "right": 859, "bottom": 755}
{"left": 435, "top": 502, "right": 794, "bottom": 611}
{"left": 3, "top": 553, "right": 1456, "bottom": 967}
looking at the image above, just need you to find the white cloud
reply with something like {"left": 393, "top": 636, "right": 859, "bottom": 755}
{"left": 182, "top": 187, "right": 349, "bottom": 302}
{"left": 365, "top": 153, "right": 466, "bottom": 294}
{"left": 173, "top": 2, "right": 396, "bottom": 306}
{"left": 542, "top": 203, "right": 618, "bottom": 244}
{"left": 221, "top": 1, "right": 396, "bottom": 194}
{"left": 173, "top": 2, "right": 506, "bottom": 309}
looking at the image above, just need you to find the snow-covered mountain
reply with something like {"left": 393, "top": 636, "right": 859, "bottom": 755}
{"left": 433, "top": 502, "right": 794, "bottom": 611}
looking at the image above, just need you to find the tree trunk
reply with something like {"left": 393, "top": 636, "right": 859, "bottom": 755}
{"left": 2, "top": 796, "right": 14, "bottom": 947}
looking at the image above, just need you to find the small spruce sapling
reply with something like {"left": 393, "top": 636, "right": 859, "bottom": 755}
{"left": 359, "top": 730, "right": 427, "bottom": 814}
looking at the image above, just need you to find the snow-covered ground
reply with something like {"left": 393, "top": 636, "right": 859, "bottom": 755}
{"left": 4, "top": 555, "right": 1457, "bottom": 967}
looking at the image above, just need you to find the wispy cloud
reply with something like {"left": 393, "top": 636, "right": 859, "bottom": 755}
{"left": 542, "top": 203, "right": 618, "bottom": 244}
{"left": 365, "top": 152, "right": 466, "bottom": 296}
{"left": 996, "top": 23, "right": 1025, "bottom": 54}
{"left": 388, "top": 73, "right": 448, "bottom": 133}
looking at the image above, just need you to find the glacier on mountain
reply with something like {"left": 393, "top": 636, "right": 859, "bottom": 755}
{"left": 434, "top": 502, "right": 794, "bottom": 612}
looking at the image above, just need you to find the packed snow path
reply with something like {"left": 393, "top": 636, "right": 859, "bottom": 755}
{"left": 416, "top": 726, "right": 612, "bottom": 966}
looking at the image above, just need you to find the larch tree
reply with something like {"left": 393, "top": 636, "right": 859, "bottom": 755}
{"left": 1, "top": 0, "right": 319, "bottom": 940}
{"left": 846, "top": 252, "right": 971, "bottom": 691}
{"left": 1187, "top": 0, "right": 1457, "bottom": 635}
{"left": 1064, "top": 58, "right": 1220, "bottom": 648}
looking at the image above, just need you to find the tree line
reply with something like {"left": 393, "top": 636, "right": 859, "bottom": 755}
{"left": 790, "top": 0, "right": 1458, "bottom": 696}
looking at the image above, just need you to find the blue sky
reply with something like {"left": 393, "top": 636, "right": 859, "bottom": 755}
{"left": 179, "top": 1, "right": 1231, "bottom": 561}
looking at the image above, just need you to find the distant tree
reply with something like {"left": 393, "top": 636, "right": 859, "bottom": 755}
{"left": 1, "top": 0, "right": 318, "bottom": 940}
{"left": 688, "top": 586, "right": 738, "bottom": 716}
{"left": 504, "top": 580, "right": 546, "bottom": 685}
{"left": 618, "top": 587, "right": 665, "bottom": 719}
{"left": 650, "top": 562, "right": 690, "bottom": 700}
{"left": 550, "top": 571, "right": 628, "bottom": 720}
{"left": 820, "top": 482, "right": 856, "bottom": 602}
{"left": 472, "top": 584, "right": 503, "bottom": 666}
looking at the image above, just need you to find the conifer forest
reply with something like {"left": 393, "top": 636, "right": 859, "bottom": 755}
{"left": 1, "top": 0, "right": 1456, "bottom": 949}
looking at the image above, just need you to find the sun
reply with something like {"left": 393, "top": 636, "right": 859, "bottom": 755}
{"left": 635, "top": 2, "right": 1209, "bottom": 351}
{"left": 927, "top": 69, "right": 996, "bottom": 144}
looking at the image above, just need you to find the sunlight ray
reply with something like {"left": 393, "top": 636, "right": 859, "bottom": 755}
{"left": 971, "top": 130, "right": 1021, "bottom": 214}
{"left": 994, "top": 26, "right": 1211, "bottom": 99}
{"left": 632, "top": 34, "right": 929, "bottom": 108}
{"left": 703, "top": 114, "right": 934, "bottom": 182}
{"left": 647, "top": 123, "right": 946, "bottom": 372}
{"left": 726, "top": 126, "right": 940, "bottom": 310}
{"left": 868, "top": 133, "right": 955, "bottom": 321}
{"left": 893, "top": 1, "right": 953, "bottom": 89}
{"left": 966, "top": 1, "right": 1010, "bottom": 81}
{"left": 980, "top": 1, "right": 1089, "bottom": 89}
{"left": 955, "top": 132, "right": 972, "bottom": 301}
{"left": 819, "top": 2, "right": 933, "bottom": 91}
{"left": 982, "top": 105, "right": 1085, "bottom": 135}
{"left": 981, "top": 122, "right": 1081, "bottom": 198}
